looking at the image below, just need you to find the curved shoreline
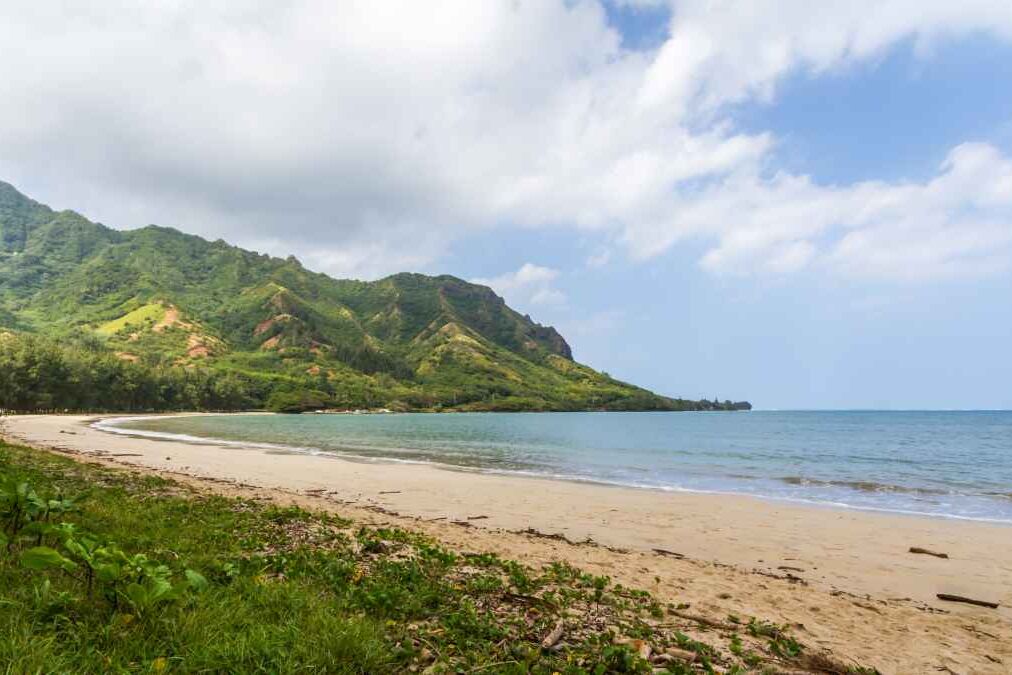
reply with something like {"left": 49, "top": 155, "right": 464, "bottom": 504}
{"left": 98, "top": 413, "right": 1012, "bottom": 525}
{"left": 4, "top": 413, "right": 1011, "bottom": 604}
{"left": 3, "top": 413, "right": 1012, "bottom": 674}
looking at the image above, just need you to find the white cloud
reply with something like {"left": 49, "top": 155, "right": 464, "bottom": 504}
{"left": 473, "top": 263, "right": 566, "bottom": 307}
{"left": 621, "top": 142, "right": 1012, "bottom": 281}
{"left": 0, "top": 1, "right": 1011, "bottom": 282}
{"left": 642, "top": 1, "right": 1012, "bottom": 114}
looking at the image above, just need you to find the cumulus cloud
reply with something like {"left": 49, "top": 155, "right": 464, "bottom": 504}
{"left": 473, "top": 263, "right": 566, "bottom": 307}
{"left": 0, "top": 1, "right": 1010, "bottom": 281}
{"left": 621, "top": 142, "right": 1012, "bottom": 281}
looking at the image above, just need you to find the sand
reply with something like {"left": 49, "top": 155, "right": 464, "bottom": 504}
{"left": 3, "top": 413, "right": 1010, "bottom": 674}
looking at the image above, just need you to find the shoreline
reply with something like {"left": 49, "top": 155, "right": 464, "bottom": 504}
{"left": 3, "top": 413, "right": 1012, "bottom": 673}
{"left": 98, "top": 412, "right": 1012, "bottom": 526}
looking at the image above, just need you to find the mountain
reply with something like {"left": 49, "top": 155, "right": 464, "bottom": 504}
{"left": 0, "top": 181, "right": 749, "bottom": 412}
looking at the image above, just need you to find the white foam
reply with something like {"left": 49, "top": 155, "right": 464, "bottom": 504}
{"left": 92, "top": 415, "right": 1012, "bottom": 525}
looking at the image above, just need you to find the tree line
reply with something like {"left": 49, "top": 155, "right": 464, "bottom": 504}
{"left": 0, "top": 333, "right": 255, "bottom": 413}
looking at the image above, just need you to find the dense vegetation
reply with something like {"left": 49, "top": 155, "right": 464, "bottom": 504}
{"left": 0, "top": 440, "right": 864, "bottom": 673}
{"left": 0, "top": 181, "right": 750, "bottom": 413}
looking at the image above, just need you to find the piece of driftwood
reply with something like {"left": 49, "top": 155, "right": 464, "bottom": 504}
{"left": 665, "top": 610, "right": 734, "bottom": 631}
{"left": 467, "top": 515, "right": 489, "bottom": 520}
{"left": 662, "top": 647, "right": 697, "bottom": 663}
{"left": 936, "top": 594, "right": 999, "bottom": 609}
{"left": 909, "top": 547, "right": 949, "bottom": 559}
{"left": 378, "top": 490, "right": 402, "bottom": 495}
{"left": 652, "top": 548, "right": 685, "bottom": 559}
{"left": 541, "top": 619, "right": 564, "bottom": 649}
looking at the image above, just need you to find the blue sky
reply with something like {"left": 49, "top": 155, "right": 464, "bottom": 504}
{"left": 458, "top": 7, "right": 1012, "bottom": 409}
{"left": 1, "top": 1, "right": 1011, "bottom": 409}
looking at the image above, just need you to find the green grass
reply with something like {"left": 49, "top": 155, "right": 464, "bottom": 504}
{"left": 0, "top": 440, "right": 858, "bottom": 674}
{"left": 94, "top": 303, "right": 167, "bottom": 337}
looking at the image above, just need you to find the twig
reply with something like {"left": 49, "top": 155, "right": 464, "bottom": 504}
{"left": 662, "top": 610, "right": 734, "bottom": 631}
{"left": 910, "top": 547, "right": 949, "bottom": 559}
{"left": 936, "top": 594, "right": 998, "bottom": 609}
{"left": 540, "top": 619, "right": 564, "bottom": 649}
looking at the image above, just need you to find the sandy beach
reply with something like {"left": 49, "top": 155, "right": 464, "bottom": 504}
{"left": 3, "top": 413, "right": 1010, "bottom": 674}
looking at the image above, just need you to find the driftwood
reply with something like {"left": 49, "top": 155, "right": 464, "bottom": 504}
{"left": 662, "top": 647, "right": 697, "bottom": 663}
{"left": 936, "top": 594, "right": 999, "bottom": 609}
{"left": 664, "top": 609, "right": 735, "bottom": 631}
{"left": 540, "top": 619, "right": 564, "bottom": 649}
{"left": 910, "top": 547, "right": 949, "bottom": 559}
{"left": 778, "top": 565, "right": 805, "bottom": 572}
{"left": 652, "top": 548, "right": 685, "bottom": 559}
{"left": 467, "top": 515, "right": 489, "bottom": 520}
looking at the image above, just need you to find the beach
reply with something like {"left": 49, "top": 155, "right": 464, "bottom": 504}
{"left": 3, "top": 413, "right": 1011, "bottom": 674}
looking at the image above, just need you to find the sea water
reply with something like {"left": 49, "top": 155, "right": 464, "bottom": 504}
{"left": 102, "top": 410, "right": 1012, "bottom": 523}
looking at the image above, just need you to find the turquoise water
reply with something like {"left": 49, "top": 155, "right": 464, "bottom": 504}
{"left": 104, "top": 411, "right": 1012, "bottom": 523}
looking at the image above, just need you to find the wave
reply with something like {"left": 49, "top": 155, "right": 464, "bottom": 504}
{"left": 777, "top": 476, "right": 1012, "bottom": 501}
{"left": 91, "top": 415, "right": 1012, "bottom": 525}
{"left": 778, "top": 476, "right": 950, "bottom": 496}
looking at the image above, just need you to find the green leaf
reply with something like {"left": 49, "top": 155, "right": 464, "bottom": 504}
{"left": 185, "top": 569, "right": 209, "bottom": 591}
{"left": 150, "top": 577, "right": 175, "bottom": 601}
{"left": 21, "top": 546, "right": 77, "bottom": 572}
{"left": 0, "top": 531, "right": 8, "bottom": 547}
{"left": 94, "top": 562, "right": 123, "bottom": 583}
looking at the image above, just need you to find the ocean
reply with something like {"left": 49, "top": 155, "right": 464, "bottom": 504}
{"left": 101, "top": 410, "right": 1012, "bottom": 523}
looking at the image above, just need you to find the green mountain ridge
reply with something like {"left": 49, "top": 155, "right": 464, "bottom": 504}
{"left": 0, "top": 180, "right": 749, "bottom": 413}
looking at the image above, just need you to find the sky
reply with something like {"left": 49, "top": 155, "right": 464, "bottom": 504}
{"left": 1, "top": 1, "right": 1011, "bottom": 409}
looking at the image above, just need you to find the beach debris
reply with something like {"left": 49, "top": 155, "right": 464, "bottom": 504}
{"left": 936, "top": 593, "right": 999, "bottom": 609}
{"left": 379, "top": 490, "right": 402, "bottom": 495}
{"left": 651, "top": 548, "right": 685, "bottom": 559}
{"left": 754, "top": 568, "right": 807, "bottom": 585}
{"left": 540, "top": 619, "right": 564, "bottom": 649}
{"left": 665, "top": 609, "right": 734, "bottom": 630}
{"left": 909, "top": 546, "right": 949, "bottom": 559}
{"left": 466, "top": 515, "right": 489, "bottom": 520}
{"left": 516, "top": 527, "right": 576, "bottom": 543}
{"left": 778, "top": 565, "right": 805, "bottom": 572}
{"left": 661, "top": 647, "right": 697, "bottom": 663}
{"left": 111, "top": 453, "right": 143, "bottom": 457}
{"left": 963, "top": 624, "right": 1000, "bottom": 640}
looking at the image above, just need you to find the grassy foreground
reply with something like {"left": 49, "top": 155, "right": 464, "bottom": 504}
{"left": 0, "top": 441, "right": 870, "bottom": 674}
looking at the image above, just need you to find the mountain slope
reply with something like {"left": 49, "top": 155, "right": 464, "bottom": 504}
{"left": 0, "top": 181, "right": 748, "bottom": 412}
